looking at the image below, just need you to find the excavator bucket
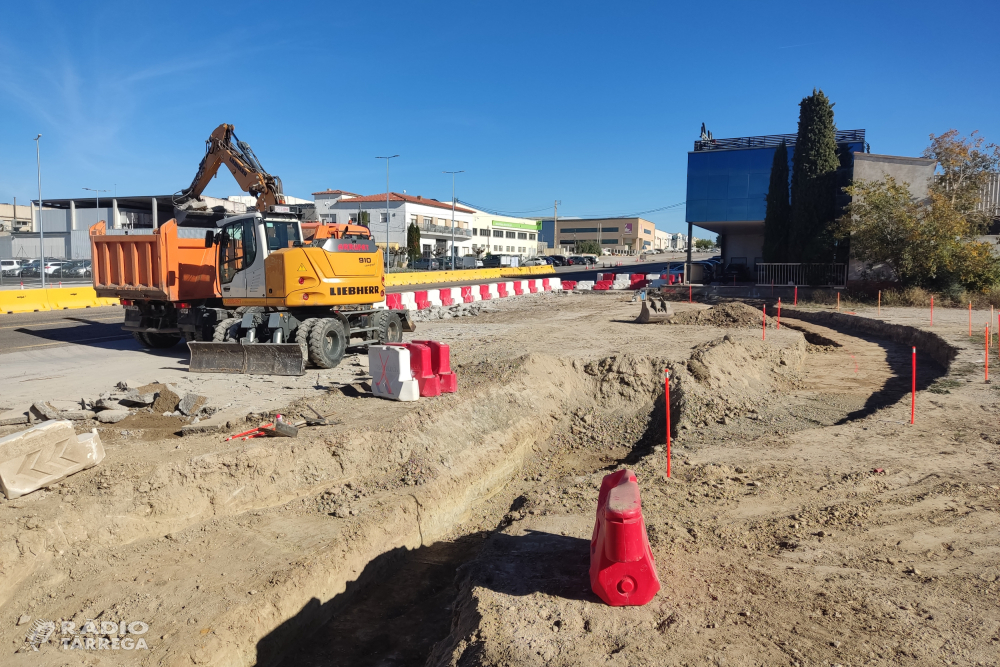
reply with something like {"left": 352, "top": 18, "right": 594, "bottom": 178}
{"left": 636, "top": 298, "right": 675, "bottom": 324}
{"left": 187, "top": 342, "right": 307, "bottom": 376}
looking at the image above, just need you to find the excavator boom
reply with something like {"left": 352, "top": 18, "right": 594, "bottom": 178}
{"left": 173, "top": 123, "right": 285, "bottom": 212}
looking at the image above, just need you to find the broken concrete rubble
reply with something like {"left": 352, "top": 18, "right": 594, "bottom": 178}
{"left": 121, "top": 390, "right": 155, "bottom": 407}
{"left": 0, "top": 421, "right": 105, "bottom": 500}
{"left": 178, "top": 393, "right": 208, "bottom": 416}
{"left": 97, "top": 410, "right": 131, "bottom": 424}
{"left": 151, "top": 386, "right": 181, "bottom": 413}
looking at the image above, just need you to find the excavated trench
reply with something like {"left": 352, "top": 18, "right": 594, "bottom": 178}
{"left": 272, "top": 316, "right": 952, "bottom": 667}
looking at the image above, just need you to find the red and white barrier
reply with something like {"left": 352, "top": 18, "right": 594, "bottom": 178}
{"left": 513, "top": 280, "right": 526, "bottom": 295}
{"left": 412, "top": 339, "right": 457, "bottom": 393}
{"left": 438, "top": 287, "right": 456, "bottom": 306}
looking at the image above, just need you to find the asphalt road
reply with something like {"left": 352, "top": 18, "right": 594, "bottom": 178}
{"left": 0, "top": 307, "right": 130, "bottom": 356}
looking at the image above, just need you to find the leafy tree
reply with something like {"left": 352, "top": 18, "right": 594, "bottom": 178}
{"left": 575, "top": 239, "right": 601, "bottom": 255}
{"left": 694, "top": 238, "right": 716, "bottom": 250}
{"left": 406, "top": 222, "right": 421, "bottom": 263}
{"left": 837, "top": 176, "right": 1000, "bottom": 291}
{"left": 923, "top": 130, "right": 1000, "bottom": 222}
{"left": 762, "top": 141, "right": 791, "bottom": 261}
{"left": 788, "top": 90, "right": 840, "bottom": 262}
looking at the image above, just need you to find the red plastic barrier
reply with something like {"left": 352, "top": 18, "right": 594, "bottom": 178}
{"left": 439, "top": 289, "right": 454, "bottom": 306}
{"left": 404, "top": 342, "right": 440, "bottom": 397}
{"left": 668, "top": 275, "right": 675, "bottom": 286}
{"left": 601, "top": 273, "right": 615, "bottom": 281}
{"left": 412, "top": 339, "right": 457, "bottom": 393}
{"left": 479, "top": 284, "right": 492, "bottom": 300}
{"left": 590, "top": 469, "right": 660, "bottom": 606}
{"left": 497, "top": 282, "right": 509, "bottom": 298}
{"left": 414, "top": 290, "right": 430, "bottom": 310}
{"left": 561, "top": 280, "right": 577, "bottom": 290}
{"left": 528, "top": 280, "right": 539, "bottom": 293}
{"left": 513, "top": 281, "right": 524, "bottom": 295}
{"left": 386, "top": 293, "right": 403, "bottom": 309}
{"left": 542, "top": 278, "right": 551, "bottom": 291}
{"left": 461, "top": 285, "right": 474, "bottom": 303}
{"left": 593, "top": 280, "right": 613, "bottom": 291}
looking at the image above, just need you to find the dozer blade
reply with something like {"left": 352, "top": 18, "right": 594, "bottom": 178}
{"left": 187, "top": 342, "right": 306, "bottom": 376}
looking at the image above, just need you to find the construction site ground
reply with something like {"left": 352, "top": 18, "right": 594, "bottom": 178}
{"left": 1, "top": 292, "right": 998, "bottom": 666}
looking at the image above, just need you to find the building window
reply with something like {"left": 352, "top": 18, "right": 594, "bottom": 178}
{"left": 493, "top": 230, "right": 503, "bottom": 238}
{"left": 410, "top": 215, "right": 418, "bottom": 225}
{"left": 517, "top": 232, "right": 527, "bottom": 239}
{"left": 349, "top": 213, "right": 358, "bottom": 223}
{"left": 529, "top": 233, "right": 536, "bottom": 241}
{"left": 505, "top": 231, "right": 516, "bottom": 239}
{"left": 471, "top": 228, "right": 477, "bottom": 235}
{"left": 380, "top": 213, "right": 388, "bottom": 223}
{"left": 643, "top": 228, "right": 652, "bottom": 235}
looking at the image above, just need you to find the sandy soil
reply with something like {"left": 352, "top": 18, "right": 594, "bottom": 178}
{"left": 1, "top": 293, "right": 997, "bottom": 667}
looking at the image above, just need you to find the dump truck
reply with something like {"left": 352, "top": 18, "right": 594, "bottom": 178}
{"left": 91, "top": 123, "right": 411, "bottom": 375}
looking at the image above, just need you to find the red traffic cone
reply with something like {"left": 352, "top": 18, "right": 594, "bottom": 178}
{"left": 589, "top": 469, "right": 660, "bottom": 606}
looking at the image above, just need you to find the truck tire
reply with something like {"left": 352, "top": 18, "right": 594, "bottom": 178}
{"left": 212, "top": 318, "right": 241, "bottom": 342}
{"left": 375, "top": 311, "right": 403, "bottom": 344}
{"left": 132, "top": 331, "right": 150, "bottom": 347}
{"left": 144, "top": 332, "right": 182, "bottom": 349}
{"left": 308, "top": 318, "right": 346, "bottom": 369}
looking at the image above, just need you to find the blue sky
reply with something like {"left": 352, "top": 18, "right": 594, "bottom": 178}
{"left": 2, "top": 0, "right": 998, "bottom": 235}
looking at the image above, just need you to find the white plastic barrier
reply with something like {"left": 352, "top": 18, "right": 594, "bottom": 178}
{"left": 575, "top": 281, "right": 594, "bottom": 290}
{"left": 501, "top": 281, "right": 515, "bottom": 297}
{"left": 371, "top": 298, "right": 388, "bottom": 310}
{"left": 528, "top": 279, "right": 542, "bottom": 293}
{"left": 487, "top": 283, "right": 500, "bottom": 299}
{"left": 549, "top": 277, "right": 562, "bottom": 290}
{"left": 514, "top": 280, "right": 528, "bottom": 295}
{"left": 399, "top": 292, "right": 418, "bottom": 310}
{"left": 427, "top": 290, "right": 443, "bottom": 307}
{"left": 469, "top": 285, "right": 483, "bottom": 301}
{"left": 369, "top": 345, "right": 420, "bottom": 402}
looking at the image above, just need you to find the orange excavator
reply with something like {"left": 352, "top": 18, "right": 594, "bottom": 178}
{"left": 92, "top": 124, "right": 411, "bottom": 375}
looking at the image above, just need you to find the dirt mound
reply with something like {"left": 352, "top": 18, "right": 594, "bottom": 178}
{"left": 665, "top": 301, "right": 776, "bottom": 328}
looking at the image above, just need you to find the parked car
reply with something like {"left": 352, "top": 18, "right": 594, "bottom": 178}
{"left": 522, "top": 258, "right": 546, "bottom": 267}
{"left": 0, "top": 259, "right": 24, "bottom": 277}
{"left": 57, "top": 259, "right": 92, "bottom": 278}
{"left": 42, "top": 261, "right": 68, "bottom": 276}
{"left": 547, "top": 255, "right": 567, "bottom": 266}
{"left": 17, "top": 260, "right": 42, "bottom": 278}
{"left": 410, "top": 258, "right": 440, "bottom": 270}
{"left": 567, "top": 255, "right": 595, "bottom": 266}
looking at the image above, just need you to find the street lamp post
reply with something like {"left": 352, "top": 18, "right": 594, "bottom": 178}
{"left": 83, "top": 188, "right": 109, "bottom": 230}
{"left": 443, "top": 170, "right": 464, "bottom": 270}
{"left": 34, "top": 134, "right": 45, "bottom": 289}
{"left": 375, "top": 155, "right": 399, "bottom": 272}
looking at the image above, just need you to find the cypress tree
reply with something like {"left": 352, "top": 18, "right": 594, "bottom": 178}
{"left": 406, "top": 222, "right": 421, "bottom": 262}
{"left": 762, "top": 141, "right": 790, "bottom": 261}
{"left": 788, "top": 89, "right": 840, "bottom": 262}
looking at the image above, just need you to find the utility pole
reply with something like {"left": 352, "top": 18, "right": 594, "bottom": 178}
{"left": 376, "top": 155, "right": 399, "bottom": 272}
{"left": 34, "top": 134, "right": 45, "bottom": 289}
{"left": 553, "top": 200, "right": 561, "bottom": 253}
{"left": 83, "top": 188, "right": 109, "bottom": 229}
{"left": 444, "top": 170, "right": 464, "bottom": 270}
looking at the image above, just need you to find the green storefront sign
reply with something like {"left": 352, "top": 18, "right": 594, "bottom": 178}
{"left": 491, "top": 219, "right": 541, "bottom": 231}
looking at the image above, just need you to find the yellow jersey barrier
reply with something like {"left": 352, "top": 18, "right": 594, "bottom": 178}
{"left": 0, "top": 287, "right": 119, "bottom": 314}
{"left": 385, "top": 265, "right": 554, "bottom": 287}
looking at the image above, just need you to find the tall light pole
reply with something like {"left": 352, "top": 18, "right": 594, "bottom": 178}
{"left": 376, "top": 155, "right": 398, "bottom": 272}
{"left": 444, "top": 170, "right": 464, "bottom": 270}
{"left": 83, "top": 188, "right": 109, "bottom": 229}
{"left": 34, "top": 134, "right": 45, "bottom": 289}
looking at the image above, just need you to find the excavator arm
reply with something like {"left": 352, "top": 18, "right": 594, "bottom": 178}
{"left": 173, "top": 123, "right": 285, "bottom": 212}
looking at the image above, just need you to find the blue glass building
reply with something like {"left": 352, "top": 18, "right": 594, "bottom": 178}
{"left": 685, "top": 130, "right": 866, "bottom": 269}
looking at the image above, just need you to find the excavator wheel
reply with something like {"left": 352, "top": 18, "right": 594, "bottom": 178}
{"left": 374, "top": 311, "right": 404, "bottom": 344}
{"left": 144, "top": 332, "right": 183, "bottom": 349}
{"left": 307, "top": 318, "right": 346, "bottom": 369}
{"left": 295, "top": 318, "right": 319, "bottom": 365}
{"left": 212, "top": 318, "right": 241, "bottom": 342}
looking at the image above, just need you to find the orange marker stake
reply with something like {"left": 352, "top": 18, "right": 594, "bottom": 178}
{"left": 664, "top": 369, "right": 671, "bottom": 478}
{"left": 987, "top": 326, "right": 990, "bottom": 383}
{"left": 777, "top": 297, "right": 781, "bottom": 329}
{"left": 930, "top": 296, "right": 934, "bottom": 326}
{"left": 910, "top": 347, "right": 916, "bottom": 424}
{"left": 794, "top": 285, "right": 798, "bottom": 306}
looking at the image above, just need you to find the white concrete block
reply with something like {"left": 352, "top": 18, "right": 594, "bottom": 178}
{"left": 0, "top": 421, "right": 106, "bottom": 499}
{"left": 369, "top": 346, "right": 420, "bottom": 402}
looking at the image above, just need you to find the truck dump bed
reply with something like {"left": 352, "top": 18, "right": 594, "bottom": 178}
{"left": 89, "top": 220, "right": 220, "bottom": 301}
